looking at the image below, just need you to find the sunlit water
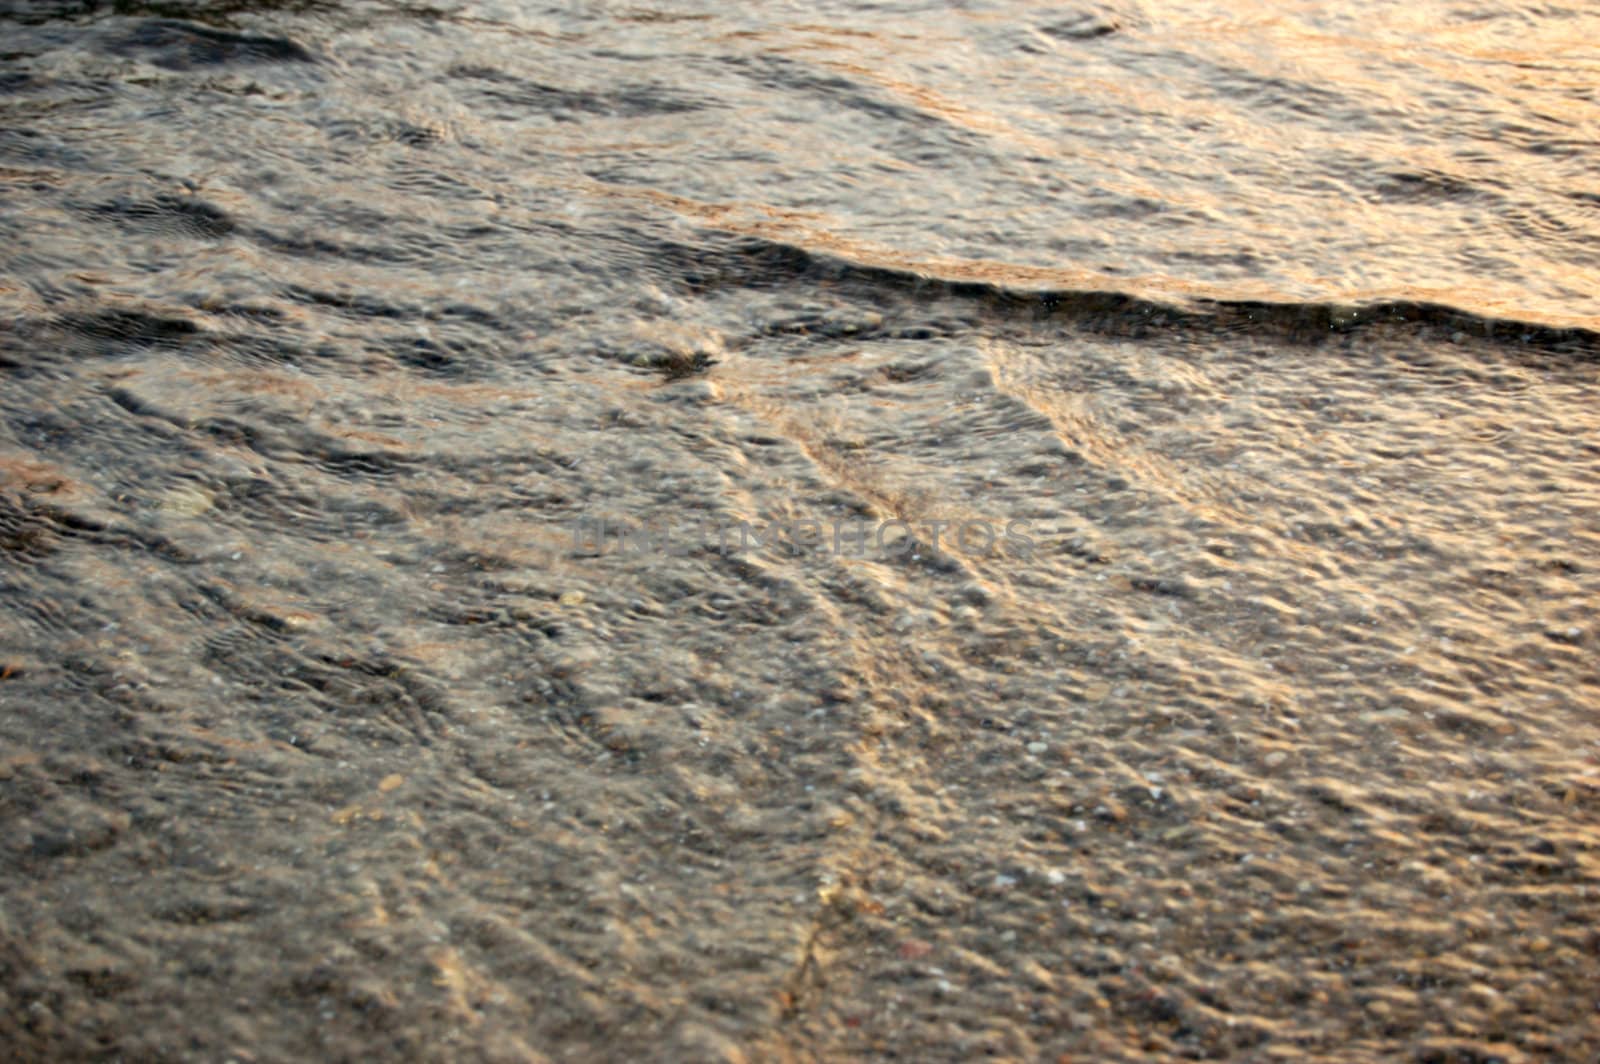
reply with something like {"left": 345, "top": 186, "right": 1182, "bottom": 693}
{"left": 3, "top": 1, "right": 1598, "bottom": 1060}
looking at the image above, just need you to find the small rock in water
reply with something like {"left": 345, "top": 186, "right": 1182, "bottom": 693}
{"left": 1026, "top": 741, "right": 1049, "bottom": 755}
{"left": 558, "top": 590, "right": 586, "bottom": 606}
{"left": 160, "top": 486, "right": 213, "bottom": 517}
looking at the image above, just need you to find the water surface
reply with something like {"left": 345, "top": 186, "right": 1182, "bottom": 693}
{"left": 3, "top": 1, "right": 1598, "bottom": 1060}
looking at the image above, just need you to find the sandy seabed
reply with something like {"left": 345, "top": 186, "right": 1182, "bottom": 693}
{"left": 4, "top": 264, "right": 1599, "bottom": 1061}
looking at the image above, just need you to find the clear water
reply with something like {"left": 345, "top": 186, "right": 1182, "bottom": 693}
{"left": 2, "top": 2, "right": 1598, "bottom": 1060}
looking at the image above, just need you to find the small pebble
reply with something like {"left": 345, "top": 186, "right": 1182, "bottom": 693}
{"left": 160, "top": 486, "right": 213, "bottom": 517}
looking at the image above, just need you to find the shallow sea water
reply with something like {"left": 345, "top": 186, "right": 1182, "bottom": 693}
{"left": 2, "top": 1, "right": 1599, "bottom": 1060}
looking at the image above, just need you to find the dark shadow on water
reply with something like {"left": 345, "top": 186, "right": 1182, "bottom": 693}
{"left": 1, "top": 0, "right": 344, "bottom": 27}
